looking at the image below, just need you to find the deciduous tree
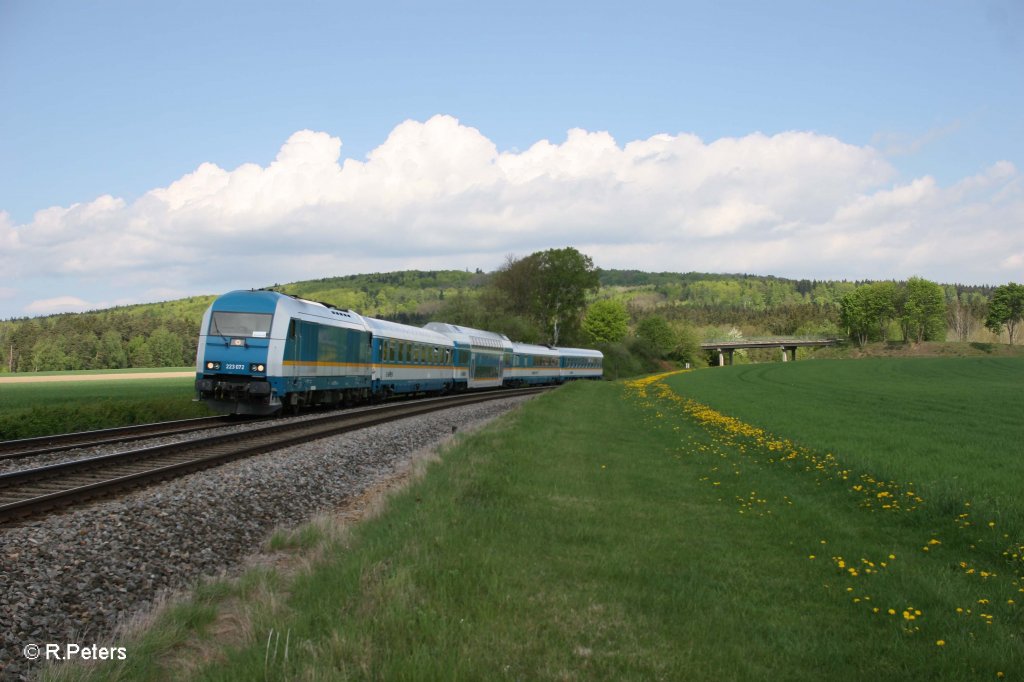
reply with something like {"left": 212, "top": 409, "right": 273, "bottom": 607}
{"left": 582, "top": 299, "right": 629, "bottom": 344}
{"left": 636, "top": 315, "right": 676, "bottom": 356}
{"left": 947, "top": 291, "right": 986, "bottom": 342}
{"left": 491, "top": 247, "right": 600, "bottom": 345}
{"left": 902, "top": 276, "right": 946, "bottom": 343}
{"left": 985, "top": 283, "right": 1024, "bottom": 345}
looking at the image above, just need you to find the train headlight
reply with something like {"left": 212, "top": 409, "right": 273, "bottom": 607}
{"left": 205, "top": 361, "right": 221, "bottom": 370}
{"left": 250, "top": 363, "right": 266, "bottom": 373}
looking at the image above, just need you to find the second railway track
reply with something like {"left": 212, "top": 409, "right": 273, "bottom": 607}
{"left": 0, "top": 415, "right": 254, "bottom": 461}
{"left": 0, "top": 386, "right": 550, "bottom": 524}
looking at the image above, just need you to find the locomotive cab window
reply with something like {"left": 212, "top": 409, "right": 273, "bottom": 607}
{"left": 210, "top": 312, "right": 273, "bottom": 337}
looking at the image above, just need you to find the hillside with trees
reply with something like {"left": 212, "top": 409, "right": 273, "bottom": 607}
{"left": 0, "top": 251, "right": 1018, "bottom": 375}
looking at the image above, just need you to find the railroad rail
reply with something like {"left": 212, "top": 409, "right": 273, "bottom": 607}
{"left": 0, "top": 386, "right": 549, "bottom": 524}
{"left": 0, "top": 415, "right": 250, "bottom": 461}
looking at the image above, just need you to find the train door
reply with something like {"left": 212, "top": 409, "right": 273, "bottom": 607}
{"left": 285, "top": 319, "right": 299, "bottom": 372}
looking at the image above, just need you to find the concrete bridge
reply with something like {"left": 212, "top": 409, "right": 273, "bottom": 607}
{"left": 699, "top": 338, "right": 843, "bottom": 366}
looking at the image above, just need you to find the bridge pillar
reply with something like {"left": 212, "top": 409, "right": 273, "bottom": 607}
{"left": 781, "top": 346, "right": 788, "bottom": 362}
{"left": 727, "top": 349, "right": 734, "bottom": 365}
{"left": 717, "top": 349, "right": 725, "bottom": 366}
{"left": 788, "top": 346, "right": 797, "bottom": 361}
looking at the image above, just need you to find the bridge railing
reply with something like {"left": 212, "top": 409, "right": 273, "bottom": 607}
{"left": 699, "top": 337, "right": 843, "bottom": 349}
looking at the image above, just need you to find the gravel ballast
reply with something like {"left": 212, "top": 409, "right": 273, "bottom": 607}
{"left": 0, "top": 396, "right": 532, "bottom": 680}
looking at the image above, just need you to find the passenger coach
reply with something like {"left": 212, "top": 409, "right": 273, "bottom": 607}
{"left": 506, "top": 342, "right": 561, "bottom": 387}
{"left": 424, "top": 322, "right": 513, "bottom": 390}
{"left": 558, "top": 347, "right": 604, "bottom": 380}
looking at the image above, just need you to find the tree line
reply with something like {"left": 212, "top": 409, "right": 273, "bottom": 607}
{"left": 838, "top": 278, "right": 1024, "bottom": 346}
{"left": 2, "top": 257, "right": 1021, "bottom": 374}
{"left": 0, "top": 311, "right": 200, "bottom": 373}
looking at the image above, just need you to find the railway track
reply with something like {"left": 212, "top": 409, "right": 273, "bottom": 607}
{"left": 0, "top": 386, "right": 549, "bottom": 524}
{"left": 0, "top": 415, "right": 252, "bottom": 461}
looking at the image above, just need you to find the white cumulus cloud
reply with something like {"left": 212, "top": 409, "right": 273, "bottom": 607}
{"left": 4, "top": 114, "right": 1023, "bottom": 317}
{"left": 24, "top": 296, "right": 97, "bottom": 315}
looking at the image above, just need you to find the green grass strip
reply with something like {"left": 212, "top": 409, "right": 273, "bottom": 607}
{"left": 0, "top": 378, "right": 214, "bottom": 440}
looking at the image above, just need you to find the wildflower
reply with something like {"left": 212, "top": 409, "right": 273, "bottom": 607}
{"left": 936, "top": 640, "right": 946, "bottom": 647}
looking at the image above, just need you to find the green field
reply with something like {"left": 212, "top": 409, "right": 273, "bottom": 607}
{"left": 55, "top": 359, "right": 1022, "bottom": 681}
{"left": 0, "top": 373, "right": 212, "bottom": 440}
{"left": 665, "top": 357, "right": 1024, "bottom": 523}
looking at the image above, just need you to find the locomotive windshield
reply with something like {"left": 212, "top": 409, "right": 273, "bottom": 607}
{"left": 209, "top": 312, "right": 273, "bottom": 337}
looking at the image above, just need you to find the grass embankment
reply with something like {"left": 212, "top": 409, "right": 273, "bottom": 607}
{"left": 53, "top": 361, "right": 1021, "bottom": 680}
{"left": 0, "top": 374, "right": 213, "bottom": 440}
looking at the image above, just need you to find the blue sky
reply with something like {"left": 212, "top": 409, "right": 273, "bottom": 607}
{"left": 1, "top": 0, "right": 1022, "bottom": 318}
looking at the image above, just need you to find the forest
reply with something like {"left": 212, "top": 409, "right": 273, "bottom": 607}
{"left": 0, "top": 255, "right": 1018, "bottom": 374}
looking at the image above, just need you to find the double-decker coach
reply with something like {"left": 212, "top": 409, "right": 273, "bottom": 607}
{"left": 424, "top": 322, "right": 513, "bottom": 390}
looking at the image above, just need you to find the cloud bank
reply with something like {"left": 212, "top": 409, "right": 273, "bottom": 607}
{"left": 4, "top": 115, "right": 1023, "bottom": 315}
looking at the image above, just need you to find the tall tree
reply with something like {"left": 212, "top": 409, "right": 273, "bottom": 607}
{"left": 985, "top": 283, "right": 1024, "bottom": 345}
{"left": 491, "top": 247, "right": 600, "bottom": 345}
{"left": 947, "top": 291, "right": 986, "bottom": 342}
{"left": 902, "top": 277, "right": 946, "bottom": 343}
{"left": 866, "top": 281, "right": 900, "bottom": 341}
{"left": 533, "top": 248, "right": 600, "bottom": 345}
{"left": 839, "top": 287, "right": 874, "bottom": 346}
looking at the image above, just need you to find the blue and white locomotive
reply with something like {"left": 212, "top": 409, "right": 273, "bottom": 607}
{"left": 195, "top": 289, "right": 603, "bottom": 415}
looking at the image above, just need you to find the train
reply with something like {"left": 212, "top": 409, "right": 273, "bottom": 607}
{"left": 194, "top": 290, "right": 603, "bottom": 415}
